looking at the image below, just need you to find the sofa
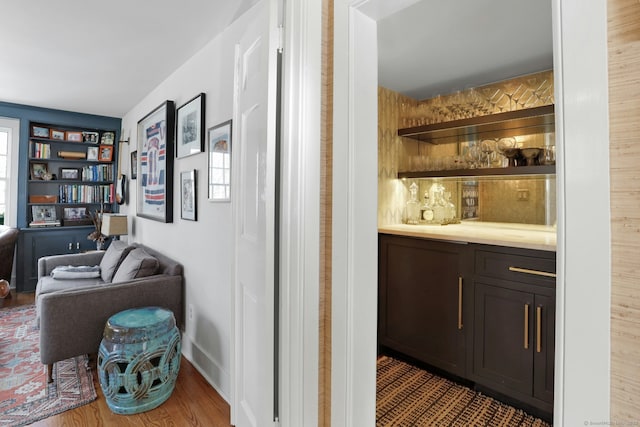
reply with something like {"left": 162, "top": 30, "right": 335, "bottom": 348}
{"left": 0, "top": 226, "right": 19, "bottom": 297}
{"left": 35, "top": 241, "right": 183, "bottom": 382}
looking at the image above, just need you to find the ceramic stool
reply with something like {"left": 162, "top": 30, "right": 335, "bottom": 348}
{"left": 98, "top": 307, "right": 181, "bottom": 414}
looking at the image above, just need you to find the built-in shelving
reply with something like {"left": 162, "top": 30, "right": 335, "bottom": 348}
{"left": 398, "top": 165, "right": 555, "bottom": 179}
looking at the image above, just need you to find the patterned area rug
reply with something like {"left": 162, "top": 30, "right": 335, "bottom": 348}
{"left": 377, "top": 355, "right": 551, "bottom": 426}
{"left": 0, "top": 305, "right": 96, "bottom": 426}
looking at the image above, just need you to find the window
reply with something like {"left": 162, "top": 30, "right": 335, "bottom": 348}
{"left": 0, "top": 118, "right": 19, "bottom": 226}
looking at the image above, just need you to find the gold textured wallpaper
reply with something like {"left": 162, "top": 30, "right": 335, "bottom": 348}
{"left": 378, "top": 70, "right": 556, "bottom": 226}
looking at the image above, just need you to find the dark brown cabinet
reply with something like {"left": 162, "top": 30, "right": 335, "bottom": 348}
{"left": 378, "top": 234, "right": 556, "bottom": 417}
{"left": 471, "top": 246, "right": 555, "bottom": 414}
{"left": 378, "top": 234, "right": 470, "bottom": 376}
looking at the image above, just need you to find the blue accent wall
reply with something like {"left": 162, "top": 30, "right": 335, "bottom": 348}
{"left": 0, "top": 101, "right": 122, "bottom": 228}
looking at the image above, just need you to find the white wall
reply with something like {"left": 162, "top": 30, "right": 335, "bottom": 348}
{"left": 119, "top": 2, "right": 263, "bottom": 401}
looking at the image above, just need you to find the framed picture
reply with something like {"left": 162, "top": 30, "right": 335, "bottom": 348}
{"left": 98, "top": 145, "right": 114, "bottom": 162}
{"left": 130, "top": 150, "right": 138, "bottom": 180}
{"left": 180, "top": 169, "right": 197, "bottom": 221}
{"left": 32, "top": 205, "right": 57, "bottom": 222}
{"left": 31, "top": 125, "right": 50, "bottom": 138}
{"left": 30, "top": 162, "right": 48, "bottom": 180}
{"left": 176, "top": 93, "right": 205, "bottom": 158}
{"left": 137, "top": 100, "right": 175, "bottom": 223}
{"left": 59, "top": 167, "right": 80, "bottom": 180}
{"left": 207, "top": 120, "right": 232, "bottom": 201}
{"left": 101, "top": 131, "right": 115, "bottom": 145}
{"left": 82, "top": 131, "right": 99, "bottom": 143}
{"left": 50, "top": 129, "right": 65, "bottom": 140}
{"left": 65, "top": 131, "right": 83, "bottom": 142}
{"left": 63, "top": 206, "right": 86, "bottom": 220}
{"left": 87, "top": 146, "right": 99, "bottom": 161}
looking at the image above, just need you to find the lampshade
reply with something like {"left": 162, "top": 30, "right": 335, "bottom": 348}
{"left": 101, "top": 214, "right": 128, "bottom": 236}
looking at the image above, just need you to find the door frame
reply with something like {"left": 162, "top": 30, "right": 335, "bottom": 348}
{"left": 327, "top": 0, "right": 611, "bottom": 426}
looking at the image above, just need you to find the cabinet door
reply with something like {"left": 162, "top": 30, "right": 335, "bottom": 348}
{"left": 533, "top": 294, "right": 555, "bottom": 404}
{"left": 16, "top": 227, "right": 96, "bottom": 292}
{"left": 379, "top": 235, "right": 467, "bottom": 376}
{"left": 473, "top": 281, "right": 534, "bottom": 396}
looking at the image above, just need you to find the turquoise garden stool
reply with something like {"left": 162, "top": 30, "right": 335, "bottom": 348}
{"left": 98, "top": 307, "right": 181, "bottom": 414}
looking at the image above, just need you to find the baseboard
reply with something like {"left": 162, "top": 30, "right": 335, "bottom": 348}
{"left": 180, "top": 333, "right": 230, "bottom": 402}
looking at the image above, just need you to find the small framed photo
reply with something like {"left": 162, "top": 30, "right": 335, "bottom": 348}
{"left": 31, "top": 125, "right": 50, "bottom": 138}
{"left": 59, "top": 167, "right": 80, "bottom": 180}
{"left": 87, "top": 146, "right": 99, "bottom": 161}
{"left": 32, "top": 205, "right": 57, "bottom": 222}
{"left": 30, "top": 162, "right": 49, "bottom": 180}
{"left": 180, "top": 169, "right": 197, "bottom": 221}
{"left": 101, "top": 131, "right": 115, "bottom": 145}
{"left": 63, "top": 206, "right": 86, "bottom": 220}
{"left": 82, "top": 131, "right": 99, "bottom": 143}
{"left": 65, "top": 131, "right": 83, "bottom": 142}
{"left": 130, "top": 150, "right": 138, "bottom": 180}
{"left": 176, "top": 93, "right": 205, "bottom": 158}
{"left": 50, "top": 129, "right": 65, "bottom": 140}
{"left": 98, "top": 145, "right": 113, "bottom": 162}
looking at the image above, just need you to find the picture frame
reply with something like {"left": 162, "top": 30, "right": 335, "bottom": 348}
{"left": 59, "top": 167, "right": 80, "bottom": 180}
{"left": 31, "top": 205, "right": 57, "bottom": 222}
{"left": 31, "top": 125, "right": 50, "bottom": 138}
{"left": 87, "top": 146, "right": 99, "bottom": 161}
{"left": 98, "top": 145, "right": 114, "bottom": 162}
{"left": 180, "top": 169, "right": 197, "bottom": 221}
{"left": 30, "top": 162, "right": 48, "bottom": 180}
{"left": 176, "top": 93, "right": 205, "bottom": 158}
{"left": 137, "top": 100, "right": 175, "bottom": 223}
{"left": 101, "top": 131, "right": 116, "bottom": 145}
{"left": 207, "top": 120, "right": 232, "bottom": 202}
{"left": 65, "top": 131, "right": 83, "bottom": 142}
{"left": 130, "top": 150, "right": 138, "bottom": 180}
{"left": 50, "top": 129, "right": 65, "bottom": 140}
{"left": 82, "top": 131, "right": 99, "bottom": 143}
{"left": 63, "top": 206, "right": 86, "bottom": 220}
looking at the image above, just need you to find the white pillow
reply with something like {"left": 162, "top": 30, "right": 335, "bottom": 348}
{"left": 51, "top": 265, "right": 101, "bottom": 279}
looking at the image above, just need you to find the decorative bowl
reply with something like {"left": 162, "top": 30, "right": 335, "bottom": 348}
{"left": 520, "top": 148, "right": 542, "bottom": 166}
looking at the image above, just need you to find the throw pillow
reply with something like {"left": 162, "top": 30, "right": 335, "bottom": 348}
{"left": 111, "top": 248, "right": 159, "bottom": 283}
{"left": 51, "top": 265, "right": 101, "bottom": 279}
{"left": 99, "top": 240, "right": 133, "bottom": 282}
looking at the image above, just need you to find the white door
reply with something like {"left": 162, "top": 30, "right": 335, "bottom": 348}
{"left": 231, "top": 1, "right": 279, "bottom": 426}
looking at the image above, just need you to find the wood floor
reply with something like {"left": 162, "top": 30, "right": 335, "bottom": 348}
{"left": 1, "top": 292, "right": 232, "bottom": 427}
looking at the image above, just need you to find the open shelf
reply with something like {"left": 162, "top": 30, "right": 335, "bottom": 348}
{"left": 398, "top": 165, "right": 556, "bottom": 179}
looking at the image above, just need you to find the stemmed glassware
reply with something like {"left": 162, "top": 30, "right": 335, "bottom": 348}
{"left": 496, "top": 137, "right": 516, "bottom": 167}
{"left": 480, "top": 139, "right": 496, "bottom": 168}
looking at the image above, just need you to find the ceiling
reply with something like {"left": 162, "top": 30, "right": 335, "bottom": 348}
{"left": 378, "top": 0, "right": 554, "bottom": 100}
{"left": 1, "top": 1, "right": 552, "bottom": 118}
{"left": 0, "top": 0, "right": 260, "bottom": 118}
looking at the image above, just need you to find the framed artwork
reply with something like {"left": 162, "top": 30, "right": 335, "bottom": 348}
{"left": 50, "top": 129, "right": 65, "bottom": 140}
{"left": 30, "top": 162, "right": 48, "bottom": 180}
{"left": 137, "top": 100, "right": 175, "bottom": 223}
{"left": 101, "top": 131, "right": 115, "bottom": 145}
{"left": 180, "top": 169, "right": 197, "bottom": 221}
{"left": 130, "top": 150, "right": 138, "bottom": 180}
{"left": 82, "top": 131, "right": 99, "bottom": 143}
{"left": 207, "top": 120, "right": 232, "bottom": 202}
{"left": 32, "top": 205, "right": 57, "bottom": 222}
{"left": 176, "top": 93, "right": 205, "bottom": 158}
{"left": 59, "top": 167, "right": 80, "bottom": 180}
{"left": 87, "top": 146, "right": 99, "bottom": 161}
{"left": 31, "top": 125, "right": 50, "bottom": 138}
{"left": 65, "top": 131, "right": 83, "bottom": 142}
{"left": 63, "top": 207, "right": 86, "bottom": 220}
{"left": 98, "top": 145, "right": 114, "bottom": 162}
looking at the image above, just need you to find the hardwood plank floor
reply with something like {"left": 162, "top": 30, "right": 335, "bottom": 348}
{"left": 1, "top": 292, "right": 232, "bottom": 427}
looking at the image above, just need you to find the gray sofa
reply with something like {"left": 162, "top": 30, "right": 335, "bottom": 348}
{"left": 35, "top": 242, "right": 183, "bottom": 382}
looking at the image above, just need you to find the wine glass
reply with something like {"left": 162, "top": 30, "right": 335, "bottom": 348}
{"left": 480, "top": 139, "right": 496, "bottom": 168}
{"left": 496, "top": 137, "right": 516, "bottom": 167}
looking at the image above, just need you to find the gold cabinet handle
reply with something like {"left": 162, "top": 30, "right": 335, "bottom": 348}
{"left": 524, "top": 304, "right": 530, "bottom": 349}
{"left": 509, "top": 266, "right": 556, "bottom": 278}
{"left": 536, "top": 306, "right": 542, "bottom": 353}
{"left": 458, "top": 276, "right": 463, "bottom": 330}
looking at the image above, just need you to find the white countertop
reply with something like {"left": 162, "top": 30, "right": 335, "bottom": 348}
{"left": 378, "top": 221, "right": 557, "bottom": 252}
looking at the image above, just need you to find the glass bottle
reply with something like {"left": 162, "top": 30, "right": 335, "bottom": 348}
{"left": 406, "top": 182, "right": 421, "bottom": 225}
{"left": 444, "top": 191, "right": 457, "bottom": 222}
{"left": 421, "top": 191, "right": 434, "bottom": 223}
{"left": 429, "top": 182, "right": 445, "bottom": 224}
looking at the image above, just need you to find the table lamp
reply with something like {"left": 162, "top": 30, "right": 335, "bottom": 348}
{"left": 101, "top": 214, "right": 128, "bottom": 240}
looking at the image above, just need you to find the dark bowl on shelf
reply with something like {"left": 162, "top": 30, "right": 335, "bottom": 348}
{"left": 501, "top": 147, "right": 522, "bottom": 167}
{"left": 520, "top": 148, "right": 543, "bottom": 166}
